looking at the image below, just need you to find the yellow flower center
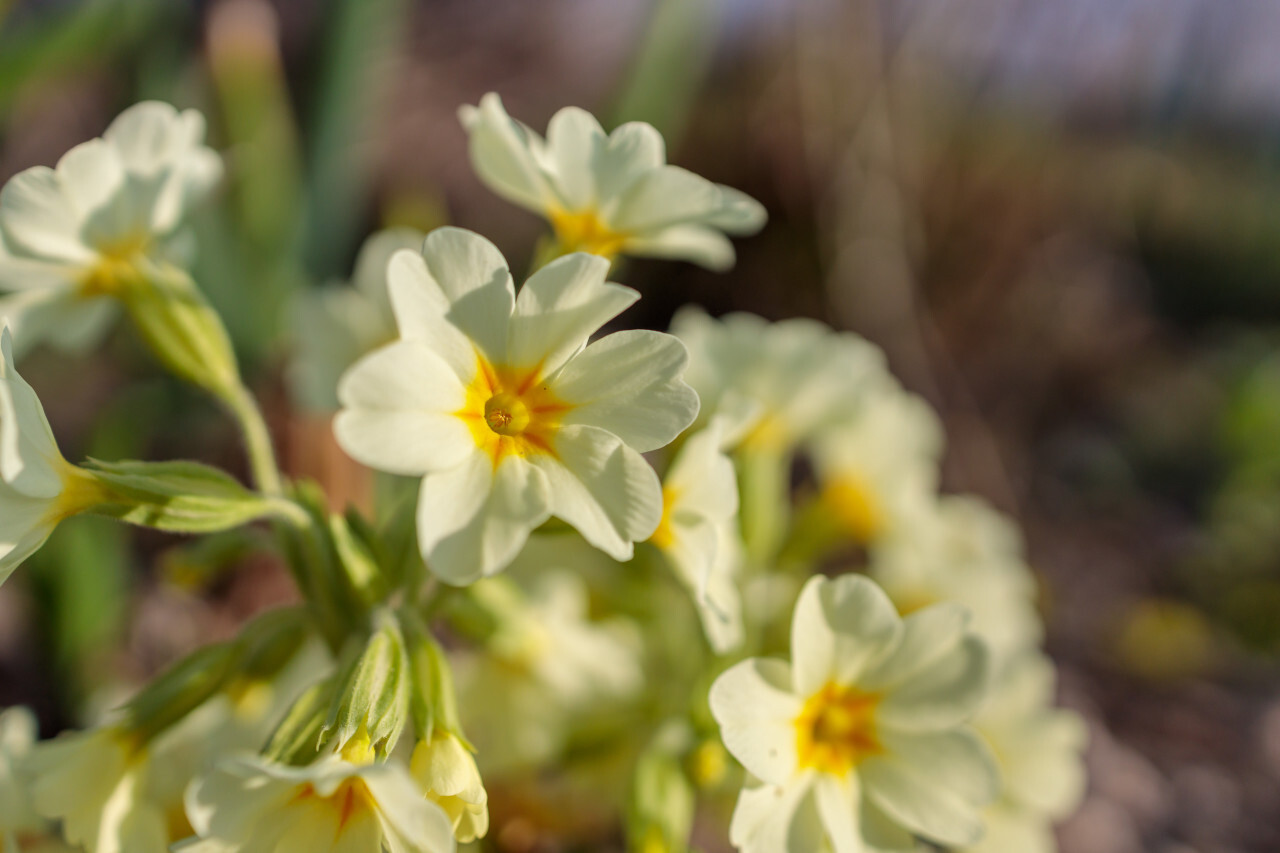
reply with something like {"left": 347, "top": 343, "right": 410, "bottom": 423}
{"left": 80, "top": 234, "right": 150, "bottom": 298}
{"left": 648, "top": 486, "right": 680, "bottom": 550}
{"left": 794, "top": 682, "right": 882, "bottom": 776}
{"left": 294, "top": 778, "right": 375, "bottom": 834}
{"left": 456, "top": 353, "right": 571, "bottom": 467}
{"left": 822, "top": 475, "right": 884, "bottom": 544}
{"left": 548, "top": 207, "right": 630, "bottom": 260}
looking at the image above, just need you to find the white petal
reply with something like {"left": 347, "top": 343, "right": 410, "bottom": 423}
{"left": 544, "top": 106, "right": 605, "bottom": 211}
{"left": 610, "top": 166, "right": 724, "bottom": 233}
{"left": 552, "top": 330, "right": 699, "bottom": 453}
{"left": 102, "top": 101, "right": 189, "bottom": 173}
{"left": 413, "top": 227, "right": 515, "bottom": 365}
{"left": 876, "top": 636, "right": 989, "bottom": 732}
{"left": 791, "top": 574, "right": 901, "bottom": 697}
{"left": 55, "top": 138, "right": 126, "bottom": 221}
{"left": 624, "top": 224, "right": 736, "bottom": 271}
{"left": 0, "top": 167, "right": 93, "bottom": 263}
{"left": 352, "top": 228, "right": 426, "bottom": 305}
{"left": 507, "top": 252, "right": 636, "bottom": 376}
{"left": 460, "top": 93, "right": 555, "bottom": 214}
{"left": 860, "top": 602, "right": 972, "bottom": 692}
{"left": 334, "top": 341, "right": 473, "bottom": 475}
{"left": 595, "top": 121, "right": 665, "bottom": 203}
{"left": 532, "top": 424, "right": 663, "bottom": 559}
{"left": 704, "top": 183, "right": 768, "bottom": 234}
{"left": 0, "top": 327, "right": 63, "bottom": 495}
{"left": 361, "top": 764, "right": 457, "bottom": 853}
{"left": 0, "top": 289, "right": 116, "bottom": 359}
{"left": 665, "top": 419, "right": 738, "bottom": 521}
{"left": 814, "top": 773, "right": 861, "bottom": 853}
{"left": 386, "top": 249, "right": 481, "bottom": 381}
{"left": 417, "top": 454, "right": 551, "bottom": 584}
{"left": 728, "top": 777, "right": 823, "bottom": 853}
{"left": 0, "top": 230, "right": 79, "bottom": 292}
{"left": 861, "top": 730, "right": 998, "bottom": 846}
{"left": 0, "top": 499, "right": 55, "bottom": 587}
{"left": 708, "top": 658, "right": 801, "bottom": 785}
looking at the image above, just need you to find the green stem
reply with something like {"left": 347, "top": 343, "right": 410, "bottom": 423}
{"left": 225, "top": 384, "right": 284, "bottom": 496}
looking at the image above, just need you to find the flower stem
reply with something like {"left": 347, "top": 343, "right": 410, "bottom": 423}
{"left": 225, "top": 384, "right": 284, "bottom": 496}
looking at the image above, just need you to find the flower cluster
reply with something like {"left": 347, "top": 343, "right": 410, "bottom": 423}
{"left": 0, "top": 93, "right": 1084, "bottom": 853}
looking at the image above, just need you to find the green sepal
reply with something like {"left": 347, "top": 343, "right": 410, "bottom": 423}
{"left": 321, "top": 611, "right": 410, "bottom": 757}
{"left": 121, "top": 260, "right": 241, "bottom": 399}
{"left": 83, "top": 458, "right": 305, "bottom": 533}
{"left": 123, "top": 642, "right": 239, "bottom": 741}
{"left": 329, "top": 511, "right": 388, "bottom": 608}
{"left": 402, "top": 612, "right": 470, "bottom": 749}
{"left": 264, "top": 677, "right": 337, "bottom": 766}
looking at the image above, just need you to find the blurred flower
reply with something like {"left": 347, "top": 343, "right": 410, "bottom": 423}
{"left": 180, "top": 754, "right": 455, "bottom": 853}
{"left": 671, "top": 308, "right": 889, "bottom": 456}
{"left": 335, "top": 227, "right": 698, "bottom": 584}
{"left": 410, "top": 730, "right": 489, "bottom": 843}
{"left": 649, "top": 417, "right": 745, "bottom": 653}
{"left": 0, "top": 101, "right": 221, "bottom": 357}
{"left": 963, "top": 653, "right": 1088, "bottom": 853}
{"left": 27, "top": 726, "right": 168, "bottom": 853}
{"left": 288, "top": 227, "right": 424, "bottom": 412}
{"left": 710, "top": 574, "right": 997, "bottom": 853}
{"left": 869, "top": 495, "right": 1043, "bottom": 672}
{"left": 1, "top": 707, "right": 72, "bottom": 853}
{"left": 460, "top": 93, "right": 765, "bottom": 270}
{"left": 457, "top": 571, "right": 643, "bottom": 773}
{"left": 0, "top": 325, "right": 106, "bottom": 586}
{"left": 810, "top": 383, "right": 942, "bottom": 548}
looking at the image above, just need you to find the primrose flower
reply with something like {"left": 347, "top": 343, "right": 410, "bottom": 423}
{"left": 964, "top": 653, "right": 1087, "bottom": 853}
{"left": 180, "top": 754, "right": 455, "bottom": 853}
{"left": 671, "top": 308, "right": 889, "bottom": 456}
{"left": 460, "top": 93, "right": 765, "bottom": 270}
{"left": 410, "top": 731, "right": 489, "bottom": 843}
{"left": 710, "top": 574, "right": 998, "bottom": 853}
{"left": 649, "top": 418, "right": 745, "bottom": 653}
{"left": 27, "top": 726, "right": 168, "bottom": 853}
{"left": 0, "top": 326, "right": 104, "bottom": 587}
{"left": 289, "top": 227, "right": 423, "bottom": 411}
{"left": 809, "top": 382, "right": 943, "bottom": 548}
{"left": 457, "top": 571, "right": 643, "bottom": 773}
{"left": 0, "top": 101, "right": 221, "bottom": 357}
{"left": 335, "top": 226, "right": 699, "bottom": 584}
{"left": 870, "top": 496, "right": 1043, "bottom": 671}
{"left": 1, "top": 707, "right": 58, "bottom": 852}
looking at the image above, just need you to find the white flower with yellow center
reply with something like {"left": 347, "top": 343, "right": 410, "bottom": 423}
{"left": 409, "top": 731, "right": 489, "bottom": 843}
{"left": 0, "top": 326, "right": 104, "bottom": 587}
{"left": 460, "top": 93, "right": 765, "bottom": 270}
{"left": 180, "top": 754, "right": 455, "bottom": 853}
{"left": 649, "top": 418, "right": 745, "bottom": 653}
{"left": 870, "top": 496, "right": 1043, "bottom": 671}
{"left": 809, "top": 382, "right": 942, "bottom": 548}
{"left": 0, "top": 101, "right": 221, "bottom": 357}
{"left": 26, "top": 726, "right": 169, "bottom": 853}
{"left": 335, "top": 226, "right": 699, "bottom": 584}
{"left": 671, "top": 308, "right": 890, "bottom": 456}
{"left": 289, "top": 227, "right": 423, "bottom": 411}
{"left": 963, "top": 653, "right": 1087, "bottom": 853}
{"left": 710, "top": 574, "right": 998, "bottom": 853}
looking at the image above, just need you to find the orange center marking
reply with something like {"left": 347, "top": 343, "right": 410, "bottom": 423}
{"left": 455, "top": 352, "right": 572, "bottom": 468}
{"left": 794, "top": 682, "right": 882, "bottom": 776}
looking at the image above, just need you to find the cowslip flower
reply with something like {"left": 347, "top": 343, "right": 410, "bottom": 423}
{"left": 710, "top": 574, "right": 998, "bottom": 853}
{"left": 869, "top": 496, "right": 1043, "bottom": 672}
{"left": 963, "top": 653, "right": 1087, "bottom": 853}
{"left": 180, "top": 754, "right": 455, "bottom": 853}
{"left": 335, "top": 226, "right": 699, "bottom": 584}
{"left": 649, "top": 418, "right": 745, "bottom": 653}
{"left": 289, "top": 227, "right": 423, "bottom": 411}
{"left": 0, "top": 101, "right": 221, "bottom": 357}
{"left": 410, "top": 731, "right": 489, "bottom": 843}
{"left": 0, "top": 326, "right": 105, "bottom": 586}
{"left": 809, "top": 382, "right": 942, "bottom": 548}
{"left": 460, "top": 93, "right": 765, "bottom": 270}
{"left": 671, "top": 308, "right": 889, "bottom": 456}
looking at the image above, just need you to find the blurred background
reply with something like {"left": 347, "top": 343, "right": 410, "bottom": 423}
{"left": 2, "top": 0, "right": 1280, "bottom": 851}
